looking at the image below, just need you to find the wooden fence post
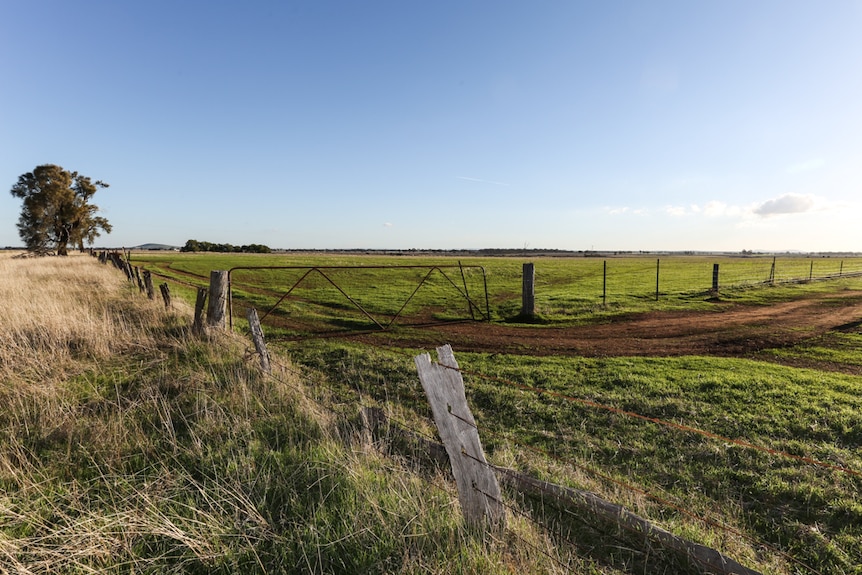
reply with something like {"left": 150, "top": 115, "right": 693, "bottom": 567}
{"left": 655, "top": 258, "right": 660, "bottom": 301}
{"left": 246, "top": 308, "right": 271, "bottom": 373}
{"left": 415, "top": 345, "right": 506, "bottom": 531}
{"left": 134, "top": 267, "right": 144, "bottom": 293}
{"left": 603, "top": 260, "right": 607, "bottom": 306}
{"left": 192, "top": 287, "right": 207, "bottom": 335}
{"left": 142, "top": 271, "right": 155, "bottom": 300}
{"left": 521, "top": 263, "right": 535, "bottom": 318}
{"left": 159, "top": 283, "right": 172, "bottom": 309}
{"left": 207, "top": 271, "right": 229, "bottom": 328}
{"left": 712, "top": 263, "right": 719, "bottom": 295}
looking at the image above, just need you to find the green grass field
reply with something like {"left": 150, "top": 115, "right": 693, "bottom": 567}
{"left": 127, "top": 251, "right": 862, "bottom": 573}
{"left": 132, "top": 252, "right": 862, "bottom": 328}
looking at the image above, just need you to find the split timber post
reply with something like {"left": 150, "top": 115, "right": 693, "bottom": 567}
{"left": 207, "top": 271, "right": 229, "bottom": 328}
{"left": 142, "top": 271, "right": 155, "bottom": 300}
{"left": 521, "top": 263, "right": 535, "bottom": 319}
{"left": 712, "top": 263, "right": 719, "bottom": 295}
{"left": 414, "top": 345, "right": 506, "bottom": 531}
{"left": 134, "top": 267, "right": 144, "bottom": 293}
{"left": 655, "top": 258, "right": 660, "bottom": 301}
{"left": 192, "top": 287, "right": 208, "bottom": 335}
{"left": 159, "top": 283, "right": 172, "bottom": 309}
{"left": 246, "top": 308, "right": 271, "bottom": 373}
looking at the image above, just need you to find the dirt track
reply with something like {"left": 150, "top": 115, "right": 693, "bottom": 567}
{"left": 361, "top": 291, "right": 862, "bottom": 361}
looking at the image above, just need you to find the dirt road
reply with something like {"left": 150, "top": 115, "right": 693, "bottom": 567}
{"left": 362, "top": 291, "right": 862, "bottom": 361}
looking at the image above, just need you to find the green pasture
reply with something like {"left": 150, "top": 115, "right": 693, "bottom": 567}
{"left": 122, "top": 251, "right": 862, "bottom": 571}
{"left": 283, "top": 339, "right": 862, "bottom": 573}
{"left": 132, "top": 252, "right": 862, "bottom": 329}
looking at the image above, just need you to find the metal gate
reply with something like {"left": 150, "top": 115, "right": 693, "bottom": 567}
{"left": 227, "top": 264, "right": 490, "bottom": 333}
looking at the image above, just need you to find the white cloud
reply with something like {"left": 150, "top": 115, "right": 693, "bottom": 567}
{"left": 383, "top": 222, "right": 394, "bottom": 228}
{"left": 753, "top": 193, "right": 815, "bottom": 217}
{"left": 664, "top": 205, "right": 687, "bottom": 217}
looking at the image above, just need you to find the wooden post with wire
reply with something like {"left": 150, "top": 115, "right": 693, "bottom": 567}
{"left": 415, "top": 344, "right": 506, "bottom": 531}
{"left": 142, "top": 270, "right": 155, "bottom": 300}
{"left": 246, "top": 308, "right": 271, "bottom": 373}
{"left": 521, "top": 263, "right": 535, "bottom": 318}
{"left": 207, "top": 271, "right": 229, "bottom": 328}
{"left": 193, "top": 287, "right": 207, "bottom": 335}
{"left": 159, "top": 282, "right": 172, "bottom": 309}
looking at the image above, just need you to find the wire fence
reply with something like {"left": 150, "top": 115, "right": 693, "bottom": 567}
{"left": 129, "top": 253, "right": 862, "bottom": 327}
{"left": 107, "top": 252, "right": 862, "bottom": 573}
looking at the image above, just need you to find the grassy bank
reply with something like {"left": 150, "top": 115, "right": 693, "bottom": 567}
{"left": 0, "top": 254, "right": 593, "bottom": 574}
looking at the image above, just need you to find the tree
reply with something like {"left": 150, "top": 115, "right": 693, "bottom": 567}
{"left": 9, "top": 164, "right": 112, "bottom": 255}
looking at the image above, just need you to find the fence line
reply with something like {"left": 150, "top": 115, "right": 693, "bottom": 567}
{"left": 100, "top": 255, "right": 858, "bottom": 573}
{"left": 128, "top": 254, "right": 862, "bottom": 327}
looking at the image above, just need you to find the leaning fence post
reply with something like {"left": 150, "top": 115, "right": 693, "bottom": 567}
{"left": 192, "top": 287, "right": 207, "bottom": 335}
{"left": 246, "top": 308, "right": 271, "bottom": 373}
{"left": 159, "top": 283, "right": 172, "bottom": 309}
{"left": 521, "top": 263, "right": 535, "bottom": 318}
{"left": 142, "top": 271, "right": 155, "bottom": 300}
{"left": 134, "top": 267, "right": 144, "bottom": 293}
{"left": 414, "top": 345, "right": 506, "bottom": 531}
{"left": 207, "top": 271, "right": 229, "bottom": 328}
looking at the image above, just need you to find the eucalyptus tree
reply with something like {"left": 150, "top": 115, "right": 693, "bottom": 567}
{"left": 9, "top": 164, "right": 112, "bottom": 255}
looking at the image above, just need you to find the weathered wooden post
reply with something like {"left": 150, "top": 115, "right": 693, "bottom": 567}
{"left": 712, "top": 263, "right": 719, "bottom": 295}
{"left": 809, "top": 260, "right": 814, "bottom": 281}
{"left": 246, "top": 308, "right": 271, "bottom": 373}
{"left": 134, "top": 267, "right": 144, "bottom": 293}
{"left": 602, "top": 260, "right": 607, "bottom": 306}
{"left": 207, "top": 271, "right": 229, "bottom": 328}
{"left": 769, "top": 257, "right": 776, "bottom": 285}
{"left": 415, "top": 345, "right": 506, "bottom": 531}
{"left": 159, "top": 283, "right": 172, "bottom": 309}
{"left": 521, "top": 263, "right": 535, "bottom": 318}
{"left": 192, "top": 287, "right": 207, "bottom": 335}
{"left": 142, "top": 271, "right": 155, "bottom": 300}
{"left": 655, "top": 258, "right": 660, "bottom": 301}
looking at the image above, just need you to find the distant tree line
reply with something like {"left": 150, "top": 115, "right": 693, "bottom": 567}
{"left": 180, "top": 239, "right": 271, "bottom": 253}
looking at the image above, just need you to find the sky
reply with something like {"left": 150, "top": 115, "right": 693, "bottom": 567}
{"left": 2, "top": 1, "right": 862, "bottom": 252}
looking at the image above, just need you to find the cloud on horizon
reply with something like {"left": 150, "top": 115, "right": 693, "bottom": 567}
{"left": 753, "top": 193, "right": 816, "bottom": 217}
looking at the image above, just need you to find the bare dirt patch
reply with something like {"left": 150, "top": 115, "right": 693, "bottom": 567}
{"left": 360, "top": 291, "right": 862, "bottom": 366}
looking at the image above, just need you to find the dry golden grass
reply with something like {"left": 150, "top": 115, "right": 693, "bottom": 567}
{"left": 0, "top": 253, "right": 170, "bottom": 380}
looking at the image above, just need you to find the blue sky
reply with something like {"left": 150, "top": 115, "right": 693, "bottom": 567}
{"left": 2, "top": 1, "right": 861, "bottom": 251}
